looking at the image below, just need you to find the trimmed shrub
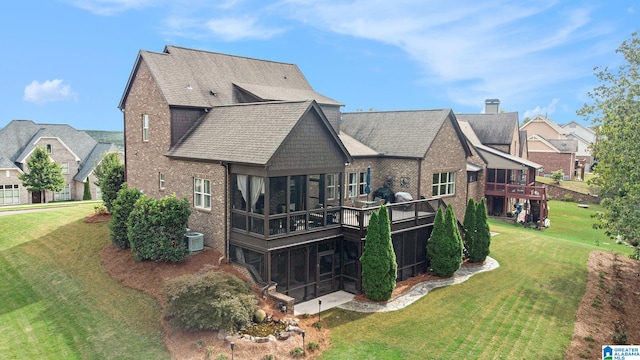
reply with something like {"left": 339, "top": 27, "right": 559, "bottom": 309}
{"left": 109, "top": 184, "right": 142, "bottom": 249}
{"left": 469, "top": 199, "right": 491, "bottom": 263}
{"left": 427, "top": 205, "right": 463, "bottom": 277}
{"left": 164, "top": 269, "right": 258, "bottom": 331}
{"left": 360, "top": 205, "right": 397, "bottom": 301}
{"left": 128, "top": 194, "right": 191, "bottom": 262}
{"left": 462, "top": 198, "right": 476, "bottom": 257}
{"left": 94, "top": 153, "right": 125, "bottom": 213}
{"left": 83, "top": 179, "right": 92, "bottom": 200}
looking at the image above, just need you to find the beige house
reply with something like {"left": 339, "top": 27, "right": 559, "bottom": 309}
{"left": 520, "top": 115, "right": 578, "bottom": 179}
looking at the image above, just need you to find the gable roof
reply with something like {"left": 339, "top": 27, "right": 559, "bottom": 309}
{"left": 75, "top": 143, "right": 121, "bottom": 182}
{"left": 562, "top": 120, "right": 596, "bottom": 135}
{"left": 166, "top": 100, "right": 349, "bottom": 165}
{"left": 338, "top": 133, "right": 380, "bottom": 157}
{"left": 340, "top": 109, "right": 471, "bottom": 159}
{"left": 527, "top": 134, "right": 577, "bottom": 153}
{"left": 455, "top": 112, "right": 519, "bottom": 146}
{"left": 119, "top": 46, "right": 341, "bottom": 110}
{"left": 520, "top": 115, "right": 567, "bottom": 136}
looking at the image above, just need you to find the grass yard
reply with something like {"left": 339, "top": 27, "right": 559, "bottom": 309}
{"left": 319, "top": 200, "right": 632, "bottom": 360}
{"left": 0, "top": 203, "right": 169, "bottom": 359}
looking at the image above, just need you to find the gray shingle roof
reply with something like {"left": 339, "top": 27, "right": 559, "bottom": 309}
{"left": 120, "top": 46, "right": 339, "bottom": 109}
{"left": 456, "top": 112, "right": 519, "bottom": 146}
{"left": 340, "top": 109, "right": 460, "bottom": 158}
{"left": 74, "top": 143, "right": 120, "bottom": 182}
{"left": 167, "top": 100, "right": 319, "bottom": 164}
{"left": 547, "top": 139, "right": 578, "bottom": 152}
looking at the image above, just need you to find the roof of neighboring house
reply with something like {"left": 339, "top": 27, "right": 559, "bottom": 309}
{"left": 527, "top": 134, "right": 578, "bottom": 153}
{"left": 562, "top": 120, "right": 597, "bottom": 135}
{"left": 520, "top": 115, "right": 567, "bottom": 136}
{"left": 519, "top": 130, "right": 528, "bottom": 157}
{"left": 75, "top": 143, "right": 121, "bottom": 182}
{"left": 338, "top": 133, "right": 380, "bottom": 157}
{"left": 167, "top": 100, "right": 348, "bottom": 165}
{"left": 119, "top": 46, "right": 341, "bottom": 110}
{"left": 0, "top": 120, "right": 119, "bottom": 179}
{"left": 458, "top": 120, "right": 542, "bottom": 170}
{"left": 340, "top": 109, "right": 471, "bottom": 159}
{"left": 455, "top": 112, "right": 519, "bottom": 146}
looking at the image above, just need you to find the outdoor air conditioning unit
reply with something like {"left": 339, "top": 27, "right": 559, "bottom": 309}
{"left": 184, "top": 232, "right": 204, "bottom": 252}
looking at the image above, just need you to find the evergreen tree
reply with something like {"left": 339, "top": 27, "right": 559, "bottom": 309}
{"left": 470, "top": 199, "right": 491, "bottom": 263}
{"left": 83, "top": 179, "right": 92, "bottom": 200}
{"left": 110, "top": 184, "right": 142, "bottom": 249}
{"left": 462, "top": 198, "right": 477, "bottom": 257}
{"left": 18, "top": 146, "right": 65, "bottom": 203}
{"left": 427, "top": 205, "right": 463, "bottom": 277}
{"left": 360, "top": 205, "right": 397, "bottom": 301}
{"left": 93, "top": 153, "right": 124, "bottom": 213}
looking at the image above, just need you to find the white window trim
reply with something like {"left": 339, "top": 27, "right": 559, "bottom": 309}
{"left": 432, "top": 171, "right": 456, "bottom": 197}
{"left": 142, "top": 114, "right": 149, "bottom": 142}
{"left": 194, "top": 178, "right": 211, "bottom": 210}
{"left": 60, "top": 162, "right": 69, "bottom": 174}
{"left": 346, "top": 172, "right": 357, "bottom": 198}
{"left": 326, "top": 174, "right": 336, "bottom": 200}
{"left": 159, "top": 172, "right": 165, "bottom": 190}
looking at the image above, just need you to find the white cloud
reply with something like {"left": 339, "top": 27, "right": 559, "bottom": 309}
{"left": 205, "top": 16, "right": 286, "bottom": 41}
{"left": 523, "top": 99, "right": 560, "bottom": 119}
{"left": 67, "top": 0, "right": 154, "bottom": 15}
{"left": 24, "top": 79, "right": 78, "bottom": 105}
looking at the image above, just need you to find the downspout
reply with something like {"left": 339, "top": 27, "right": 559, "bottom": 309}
{"left": 417, "top": 159, "right": 422, "bottom": 198}
{"left": 221, "top": 161, "right": 229, "bottom": 262}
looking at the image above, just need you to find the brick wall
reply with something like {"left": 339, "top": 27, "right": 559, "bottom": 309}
{"left": 528, "top": 152, "right": 576, "bottom": 180}
{"left": 122, "top": 59, "right": 228, "bottom": 254}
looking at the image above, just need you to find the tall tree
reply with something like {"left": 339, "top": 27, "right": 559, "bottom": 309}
{"left": 463, "top": 198, "right": 477, "bottom": 257}
{"left": 470, "top": 199, "right": 491, "bottom": 263}
{"left": 18, "top": 146, "right": 65, "bottom": 203}
{"left": 83, "top": 179, "right": 92, "bottom": 200}
{"left": 578, "top": 32, "right": 640, "bottom": 251}
{"left": 93, "top": 153, "right": 124, "bottom": 213}
{"left": 427, "top": 205, "right": 463, "bottom": 277}
{"left": 360, "top": 205, "right": 397, "bottom": 301}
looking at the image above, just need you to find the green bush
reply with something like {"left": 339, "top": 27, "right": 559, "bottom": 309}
{"left": 290, "top": 347, "right": 305, "bottom": 357}
{"left": 164, "top": 269, "right": 258, "bottom": 331}
{"left": 307, "top": 342, "right": 320, "bottom": 352}
{"left": 128, "top": 194, "right": 191, "bottom": 262}
{"left": 109, "top": 185, "right": 142, "bottom": 249}
{"left": 551, "top": 169, "right": 564, "bottom": 184}
{"left": 427, "top": 205, "right": 463, "bottom": 277}
{"left": 469, "top": 199, "right": 491, "bottom": 263}
{"left": 93, "top": 153, "right": 124, "bottom": 213}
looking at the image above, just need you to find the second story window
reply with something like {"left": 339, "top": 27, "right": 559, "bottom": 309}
{"left": 60, "top": 162, "right": 69, "bottom": 175}
{"left": 46, "top": 144, "right": 52, "bottom": 153}
{"left": 359, "top": 171, "right": 367, "bottom": 195}
{"left": 326, "top": 174, "right": 336, "bottom": 200}
{"left": 194, "top": 178, "right": 211, "bottom": 210}
{"left": 432, "top": 171, "right": 456, "bottom": 197}
{"left": 346, "top": 172, "right": 357, "bottom": 198}
{"left": 159, "top": 172, "right": 165, "bottom": 190}
{"left": 142, "top": 114, "right": 149, "bottom": 142}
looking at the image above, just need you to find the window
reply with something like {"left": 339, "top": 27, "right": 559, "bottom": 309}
{"left": 53, "top": 184, "right": 71, "bottom": 201}
{"left": 194, "top": 178, "right": 211, "bottom": 210}
{"left": 5, "top": 170, "right": 10, "bottom": 177}
{"left": 359, "top": 172, "right": 367, "bottom": 196}
{"left": 60, "top": 162, "right": 69, "bottom": 174}
{"left": 0, "top": 184, "right": 20, "bottom": 205}
{"left": 346, "top": 172, "right": 357, "bottom": 198}
{"left": 142, "top": 114, "right": 149, "bottom": 142}
{"left": 46, "top": 144, "right": 52, "bottom": 153}
{"left": 326, "top": 174, "right": 336, "bottom": 200}
{"left": 159, "top": 172, "right": 165, "bottom": 190}
{"left": 432, "top": 172, "right": 456, "bottom": 197}
{"left": 467, "top": 172, "right": 478, "bottom": 183}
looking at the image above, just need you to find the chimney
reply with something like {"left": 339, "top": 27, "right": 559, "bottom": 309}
{"left": 485, "top": 99, "right": 500, "bottom": 114}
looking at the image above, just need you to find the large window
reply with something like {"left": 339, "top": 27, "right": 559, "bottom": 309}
{"left": 53, "top": 184, "right": 71, "bottom": 201}
{"left": 142, "top": 114, "right": 149, "bottom": 142}
{"left": 194, "top": 178, "right": 211, "bottom": 210}
{"left": 432, "top": 172, "right": 455, "bottom": 197}
{"left": 0, "top": 184, "right": 20, "bottom": 205}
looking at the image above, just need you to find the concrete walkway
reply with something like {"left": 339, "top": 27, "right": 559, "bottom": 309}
{"left": 294, "top": 291, "right": 355, "bottom": 315}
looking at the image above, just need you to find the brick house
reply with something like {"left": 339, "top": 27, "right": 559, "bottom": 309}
{"left": 0, "top": 120, "right": 120, "bottom": 205}
{"left": 561, "top": 120, "right": 596, "bottom": 175}
{"left": 118, "top": 45, "right": 487, "bottom": 303}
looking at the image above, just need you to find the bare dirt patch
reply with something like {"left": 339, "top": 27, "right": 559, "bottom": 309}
{"left": 566, "top": 251, "right": 640, "bottom": 359}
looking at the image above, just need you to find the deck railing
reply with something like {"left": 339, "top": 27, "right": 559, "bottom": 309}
{"left": 485, "top": 182, "right": 546, "bottom": 200}
{"left": 342, "top": 197, "right": 438, "bottom": 230}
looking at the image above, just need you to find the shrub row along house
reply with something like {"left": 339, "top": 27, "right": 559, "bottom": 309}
{"left": 0, "top": 120, "right": 121, "bottom": 205}
{"left": 118, "top": 46, "right": 547, "bottom": 306}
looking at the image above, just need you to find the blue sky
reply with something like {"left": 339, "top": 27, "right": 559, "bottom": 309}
{"left": 1, "top": 1, "right": 637, "bottom": 131}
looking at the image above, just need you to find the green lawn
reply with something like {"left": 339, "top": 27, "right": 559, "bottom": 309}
{"left": 536, "top": 175, "right": 600, "bottom": 195}
{"left": 319, "top": 200, "right": 632, "bottom": 359}
{"left": 0, "top": 203, "right": 169, "bottom": 359}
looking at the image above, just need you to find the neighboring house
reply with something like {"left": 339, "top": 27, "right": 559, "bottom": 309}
{"left": 457, "top": 99, "right": 524, "bottom": 158}
{"left": 520, "top": 115, "right": 578, "bottom": 179}
{"left": 118, "top": 45, "right": 480, "bottom": 304}
{"left": 562, "top": 120, "right": 596, "bottom": 174}
{"left": 0, "top": 120, "right": 121, "bottom": 205}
